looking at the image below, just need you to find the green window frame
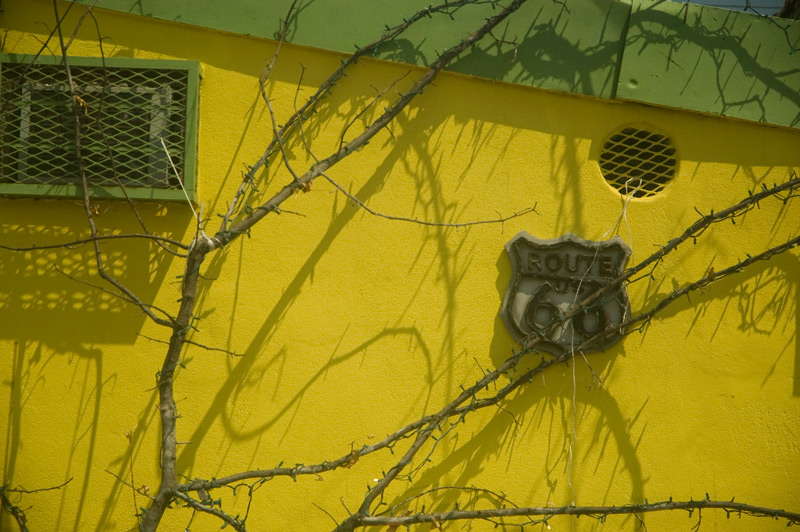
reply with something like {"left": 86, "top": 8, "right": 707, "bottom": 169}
{"left": 0, "top": 54, "right": 199, "bottom": 201}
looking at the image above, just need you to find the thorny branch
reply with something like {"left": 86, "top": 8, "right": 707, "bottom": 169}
{"left": 575, "top": 174, "right": 800, "bottom": 316}
{"left": 594, "top": 232, "right": 800, "bottom": 348}
{"left": 377, "top": 485, "right": 519, "bottom": 516}
{"left": 103, "top": 470, "right": 155, "bottom": 501}
{"left": 142, "top": 2, "right": 536, "bottom": 528}
{"left": 52, "top": 0, "right": 175, "bottom": 328}
{"left": 357, "top": 498, "right": 800, "bottom": 528}
{"left": 175, "top": 175, "right": 800, "bottom": 530}
{"left": 215, "top": 0, "right": 533, "bottom": 250}
{"left": 218, "top": 0, "right": 508, "bottom": 233}
{"left": 0, "top": 479, "right": 73, "bottom": 532}
{"left": 172, "top": 491, "right": 246, "bottom": 532}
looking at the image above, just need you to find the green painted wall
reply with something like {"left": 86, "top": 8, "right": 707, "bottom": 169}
{"left": 74, "top": 0, "right": 800, "bottom": 128}
{"left": 619, "top": 0, "right": 800, "bottom": 128}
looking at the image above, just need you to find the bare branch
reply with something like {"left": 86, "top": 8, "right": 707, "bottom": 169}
{"left": 53, "top": 266, "right": 175, "bottom": 325}
{"left": 358, "top": 498, "right": 800, "bottom": 528}
{"left": 260, "top": 0, "right": 298, "bottom": 87}
{"left": 172, "top": 491, "right": 246, "bottom": 532}
{"left": 2, "top": 478, "right": 73, "bottom": 495}
{"left": 1, "top": 478, "right": 73, "bottom": 532}
{"left": 577, "top": 175, "right": 800, "bottom": 313}
{"left": 140, "top": 236, "right": 213, "bottom": 531}
{"left": 323, "top": 171, "right": 537, "bottom": 228}
{"left": 263, "top": 86, "right": 303, "bottom": 185}
{"left": 378, "top": 485, "right": 519, "bottom": 516}
{"left": 337, "top": 72, "right": 411, "bottom": 152}
{"left": 219, "top": 0, "right": 508, "bottom": 234}
{"left": 217, "top": 0, "right": 532, "bottom": 250}
{"left": 592, "top": 232, "right": 800, "bottom": 348}
{"left": 104, "top": 470, "right": 155, "bottom": 501}
{"left": 488, "top": 29, "right": 519, "bottom": 62}
{"left": 222, "top": 0, "right": 301, "bottom": 228}
{"left": 160, "top": 137, "right": 200, "bottom": 230}
{"left": 138, "top": 334, "right": 244, "bottom": 357}
{"left": 52, "top": 0, "right": 174, "bottom": 328}
{"left": 314, "top": 502, "right": 341, "bottom": 526}
{"left": 177, "top": 185, "right": 800, "bottom": 509}
{"left": 178, "top": 349, "right": 535, "bottom": 493}
{"left": 24, "top": 2, "right": 791, "bottom": 531}
{"left": 0, "top": 234, "right": 189, "bottom": 253}
{"left": 0, "top": 489, "right": 29, "bottom": 532}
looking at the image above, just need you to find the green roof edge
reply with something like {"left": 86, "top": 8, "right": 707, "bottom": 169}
{"left": 74, "top": 0, "right": 800, "bottom": 129}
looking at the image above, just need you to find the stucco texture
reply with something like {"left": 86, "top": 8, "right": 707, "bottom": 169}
{"left": 1, "top": 1, "right": 799, "bottom": 530}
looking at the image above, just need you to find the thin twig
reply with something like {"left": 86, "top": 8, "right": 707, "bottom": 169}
{"left": 314, "top": 503, "right": 341, "bottom": 526}
{"left": 138, "top": 334, "right": 244, "bottom": 357}
{"left": 63, "top": 0, "right": 99, "bottom": 51}
{"left": 160, "top": 137, "right": 200, "bottom": 229}
{"left": 172, "top": 491, "right": 245, "bottom": 532}
{"left": 323, "top": 172, "right": 537, "bottom": 228}
{"left": 337, "top": 72, "right": 411, "bottom": 152}
{"left": 579, "top": 232, "right": 800, "bottom": 352}
{"left": 0, "top": 234, "right": 189, "bottom": 252}
{"left": 53, "top": 266, "right": 175, "bottom": 324}
{"left": 178, "top": 351, "right": 534, "bottom": 493}
{"left": 104, "top": 470, "right": 155, "bottom": 501}
{"left": 3, "top": 478, "right": 73, "bottom": 495}
{"left": 222, "top": 0, "right": 300, "bottom": 228}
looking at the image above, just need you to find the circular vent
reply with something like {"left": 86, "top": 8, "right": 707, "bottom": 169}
{"left": 599, "top": 126, "right": 677, "bottom": 198}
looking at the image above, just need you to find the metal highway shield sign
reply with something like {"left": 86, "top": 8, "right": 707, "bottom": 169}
{"left": 500, "top": 232, "right": 631, "bottom": 355}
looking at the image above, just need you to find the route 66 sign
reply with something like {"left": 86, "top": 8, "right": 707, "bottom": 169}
{"left": 500, "top": 232, "right": 631, "bottom": 354}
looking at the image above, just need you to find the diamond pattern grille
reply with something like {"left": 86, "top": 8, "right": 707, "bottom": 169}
{"left": 1, "top": 60, "right": 190, "bottom": 192}
{"left": 599, "top": 126, "right": 676, "bottom": 198}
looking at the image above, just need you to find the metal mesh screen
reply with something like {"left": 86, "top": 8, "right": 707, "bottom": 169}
{"left": 0, "top": 60, "right": 189, "bottom": 191}
{"left": 599, "top": 126, "right": 676, "bottom": 198}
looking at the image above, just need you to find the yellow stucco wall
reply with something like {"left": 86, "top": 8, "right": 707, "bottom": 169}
{"left": 1, "top": 1, "right": 799, "bottom": 530}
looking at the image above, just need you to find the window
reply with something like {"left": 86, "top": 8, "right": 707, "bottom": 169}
{"left": 0, "top": 54, "right": 199, "bottom": 201}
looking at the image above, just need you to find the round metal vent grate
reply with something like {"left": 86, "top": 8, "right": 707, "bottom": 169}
{"left": 599, "top": 126, "right": 676, "bottom": 198}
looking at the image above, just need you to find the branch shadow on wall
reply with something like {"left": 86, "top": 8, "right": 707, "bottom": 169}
{"left": 0, "top": 201, "right": 189, "bottom": 530}
{"left": 366, "top": 350, "right": 646, "bottom": 531}
{"left": 0, "top": 201, "right": 190, "bottom": 344}
{"left": 636, "top": 248, "right": 799, "bottom": 397}
{"left": 623, "top": 6, "right": 800, "bottom": 128}
{"left": 2, "top": 338, "right": 120, "bottom": 531}
{"left": 174, "top": 104, "right": 499, "bottom": 478}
